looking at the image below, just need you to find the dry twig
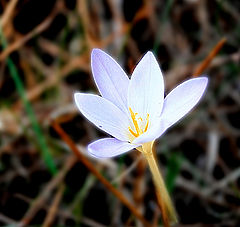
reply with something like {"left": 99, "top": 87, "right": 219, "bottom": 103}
{"left": 0, "top": 6, "right": 58, "bottom": 62}
{"left": 0, "top": 0, "right": 18, "bottom": 29}
{"left": 42, "top": 184, "right": 65, "bottom": 227}
{"left": 52, "top": 121, "right": 151, "bottom": 227}
{"left": 193, "top": 37, "right": 227, "bottom": 76}
{"left": 19, "top": 155, "right": 77, "bottom": 227}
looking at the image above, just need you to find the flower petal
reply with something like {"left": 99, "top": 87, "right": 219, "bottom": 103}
{"left": 132, "top": 77, "right": 208, "bottom": 144}
{"left": 74, "top": 93, "right": 130, "bottom": 141}
{"left": 159, "top": 77, "right": 208, "bottom": 131}
{"left": 128, "top": 51, "right": 164, "bottom": 125}
{"left": 88, "top": 138, "right": 138, "bottom": 158}
{"left": 91, "top": 49, "right": 129, "bottom": 113}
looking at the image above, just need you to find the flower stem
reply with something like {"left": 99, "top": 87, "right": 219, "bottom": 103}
{"left": 142, "top": 142, "right": 177, "bottom": 227}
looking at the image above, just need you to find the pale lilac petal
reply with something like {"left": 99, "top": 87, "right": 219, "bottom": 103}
{"left": 91, "top": 49, "right": 129, "bottom": 114}
{"left": 74, "top": 93, "right": 130, "bottom": 141}
{"left": 159, "top": 77, "right": 208, "bottom": 131}
{"left": 88, "top": 138, "right": 139, "bottom": 158}
{"left": 128, "top": 51, "right": 164, "bottom": 127}
{"left": 131, "top": 130, "right": 156, "bottom": 145}
{"left": 132, "top": 77, "right": 208, "bottom": 144}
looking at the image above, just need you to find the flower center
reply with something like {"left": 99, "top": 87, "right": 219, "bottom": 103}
{"left": 128, "top": 107, "right": 149, "bottom": 138}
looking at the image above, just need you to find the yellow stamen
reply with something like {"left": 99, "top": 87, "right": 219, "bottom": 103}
{"left": 128, "top": 127, "right": 138, "bottom": 137}
{"left": 128, "top": 107, "right": 150, "bottom": 138}
{"left": 144, "top": 114, "right": 149, "bottom": 132}
{"left": 129, "top": 107, "right": 142, "bottom": 135}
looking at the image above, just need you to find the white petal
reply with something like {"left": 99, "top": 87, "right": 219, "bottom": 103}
{"left": 132, "top": 77, "right": 208, "bottom": 144}
{"left": 128, "top": 51, "right": 164, "bottom": 126}
{"left": 160, "top": 77, "right": 208, "bottom": 131}
{"left": 91, "top": 49, "right": 129, "bottom": 113}
{"left": 88, "top": 138, "right": 138, "bottom": 158}
{"left": 74, "top": 93, "right": 130, "bottom": 141}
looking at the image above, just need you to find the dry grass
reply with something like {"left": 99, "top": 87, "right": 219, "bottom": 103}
{"left": 0, "top": 0, "right": 240, "bottom": 226}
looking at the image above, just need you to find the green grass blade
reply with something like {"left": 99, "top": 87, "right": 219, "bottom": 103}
{"left": 0, "top": 27, "right": 57, "bottom": 175}
{"left": 153, "top": 0, "right": 175, "bottom": 53}
{"left": 166, "top": 151, "right": 183, "bottom": 193}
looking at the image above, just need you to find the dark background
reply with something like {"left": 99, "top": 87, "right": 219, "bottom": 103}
{"left": 0, "top": 0, "right": 240, "bottom": 226}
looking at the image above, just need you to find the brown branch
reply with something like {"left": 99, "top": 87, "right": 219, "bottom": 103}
{"left": 13, "top": 55, "right": 89, "bottom": 110}
{"left": 0, "top": 0, "right": 18, "bottom": 29}
{"left": 52, "top": 121, "right": 151, "bottom": 227}
{"left": 193, "top": 37, "right": 227, "bottom": 76}
{"left": 42, "top": 184, "right": 65, "bottom": 227}
{"left": 0, "top": 7, "right": 58, "bottom": 62}
{"left": 19, "top": 155, "right": 77, "bottom": 227}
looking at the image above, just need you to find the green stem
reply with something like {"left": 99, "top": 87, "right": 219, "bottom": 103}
{"left": 142, "top": 142, "right": 177, "bottom": 226}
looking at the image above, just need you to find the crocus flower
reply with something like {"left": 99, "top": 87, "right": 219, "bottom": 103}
{"left": 74, "top": 49, "right": 208, "bottom": 225}
{"left": 74, "top": 49, "right": 208, "bottom": 158}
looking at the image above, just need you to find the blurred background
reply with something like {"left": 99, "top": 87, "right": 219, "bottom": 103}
{"left": 0, "top": 0, "right": 240, "bottom": 226}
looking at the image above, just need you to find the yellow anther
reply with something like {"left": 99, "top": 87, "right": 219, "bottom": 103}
{"left": 129, "top": 107, "right": 142, "bottom": 135}
{"left": 128, "top": 107, "right": 150, "bottom": 138}
{"left": 128, "top": 126, "right": 138, "bottom": 137}
{"left": 144, "top": 114, "right": 150, "bottom": 132}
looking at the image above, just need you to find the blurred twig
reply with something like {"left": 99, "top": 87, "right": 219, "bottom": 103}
{"left": 193, "top": 37, "right": 227, "bottom": 76}
{"left": 42, "top": 184, "right": 65, "bottom": 227}
{"left": 52, "top": 121, "right": 151, "bottom": 227}
{"left": 0, "top": 0, "right": 18, "bottom": 29}
{"left": 133, "top": 152, "right": 146, "bottom": 227}
{"left": 0, "top": 213, "right": 18, "bottom": 225}
{"left": 203, "top": 166, "right": 240, "bottom": 196}
{"left": 19, "top": 155, "right": 77, "bottom": 227}
{"left": 111, "top": 155, "right": 143, "bottom": 184}
{"left": 14, "top": 55, "right": 89, "bottom": 109}
{"left": 0, "top": 5, "right": 58, "bottom": 62}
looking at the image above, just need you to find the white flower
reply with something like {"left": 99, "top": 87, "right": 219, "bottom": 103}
{"left": 74, "top": 49, "right": 208, "bottom": 158}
